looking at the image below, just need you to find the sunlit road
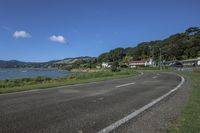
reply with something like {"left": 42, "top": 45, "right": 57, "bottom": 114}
{"left": 0, "top": 72, "right": 182, "bottom": 133}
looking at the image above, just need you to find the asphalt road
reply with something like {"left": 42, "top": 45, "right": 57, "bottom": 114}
{"left": 0, "top": 72, "right": 182, "bottom": 133}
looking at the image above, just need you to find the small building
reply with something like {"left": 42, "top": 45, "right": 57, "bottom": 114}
{"left": 145, "top": 58, "right": 154, "bottom": 66}
{"left": 180, "top": 57, "right": 200, "bottom": 67}
{"left": 96, "top": 65, "right": 101, "bottom": 69}
{"left": 128, "top": 58, "right": 154, "bottom": 67}
{"left": 164, "top": 57, "right": 200, "bottom": 67}
{"left": 129, "top": 60, "right": 145, "bottom": 67}
{"left": 101, "top": 62, "right": 112, "bottom": 68}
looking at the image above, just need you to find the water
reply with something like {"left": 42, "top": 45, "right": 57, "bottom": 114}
{"left": 0, "top": 68, "right": 72, "bottom": 80}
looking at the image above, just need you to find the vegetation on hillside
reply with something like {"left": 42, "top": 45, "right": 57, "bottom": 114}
{"left": 0, "top": 56, "right": 95, "bottom": 69}
{"left": 1, "top": 27, "right": 200, "bottom": 69}
{"left": 62, "top": 27, "right": 200, "bottom": 69}
{"left": 98, "top": 27, "right": 200, "bottom": 63}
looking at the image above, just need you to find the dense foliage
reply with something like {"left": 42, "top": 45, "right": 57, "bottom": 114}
{"left": 98, "top": 27, "right": 200, "bottom": 63}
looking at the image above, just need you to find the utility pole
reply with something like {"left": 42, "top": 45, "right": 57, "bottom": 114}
{"left": 152, "top": 47, "right": 154, "bottom": 67}
{"left": 159, "top": 47, "right": 162, "bottom": 70}
{"left": 149, "top": 46, "right": 162, "bottom": 70}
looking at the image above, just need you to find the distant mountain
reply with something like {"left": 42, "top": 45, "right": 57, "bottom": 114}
{"left": 0, "top": 60, "right": 27, "bottom": 68}
{"left": 0, "top": 56, "right": 95, "bottom": 68}
{"left": 55, "top": 56, "right": 96, "bottom": 65}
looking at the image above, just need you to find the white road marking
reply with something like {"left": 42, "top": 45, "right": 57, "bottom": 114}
{"left": 98, "top": 97, "right": 104, "bottom": 100}
{"left": 152, "top": 76, "right": 157, "bottom": 79}
{"left": 116, "top": 82, "right": 135, "bottom": 88}
{"left": 77, "top": 130, "right": 83, "bottom": 133}
{"left": 157, "top": 73, "right": 160, "bottom": 76}
{"left": 98, "top": 74, "right": 185, "bottom": 133}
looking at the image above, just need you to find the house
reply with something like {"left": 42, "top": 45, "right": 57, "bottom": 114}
{"left": 180, "top": 57, "right": 200, "bottom": 66}
{"left": 145, "top": 58, "right": 154, "bottom": 66}
{"left": 129, "top": 60, "right": 145, "bottom": 67}
{"left": 101, "top": 62, "right": 112, "bottom": 68}
{"left": 128, "top": 58, "right": 154, "bottom": 67}
{"left": 96, "top": 65, "right": 101, "bottom": 69}
{"left": 164, "top": 57, "right": 200, "bottom": 67}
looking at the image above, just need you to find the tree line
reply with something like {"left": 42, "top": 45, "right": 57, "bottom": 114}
{"left": 98, "top": 27, "right": 200, "bottom": 64}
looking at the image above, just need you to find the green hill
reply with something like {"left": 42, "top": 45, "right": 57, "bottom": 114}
{"left": 0, "top": 57, "right": 95, "bottom": 68}
{"left": 98, "top": 27, "right": 200, "bottom": 63}
{"left": 1, "top": 27, "right": 200, "bottom": 68}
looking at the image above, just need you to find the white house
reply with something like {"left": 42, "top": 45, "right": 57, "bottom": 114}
{"left": 145, "top": 58, "right": 154, "bottom": 66}
{"left": 180, "top": 57, "right": 200, "bottom": 66}
{"left": 198, "top": 57, "right": 200, "bottom": 66}
{"left": 101, "top": 62, "right": 112, "bottom": 68}
{"left": 129, "top": 58, "right": 154, "bottom": 67}
{"left": 165, "top": 57, "right": 200, "bottom": 67}
{"left": 129, "top": 60, "right": 145, "bottom": 67}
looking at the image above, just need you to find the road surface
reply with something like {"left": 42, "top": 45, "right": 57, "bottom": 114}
{"left": 0, "top": 72, "right": 183, "bottom": 133}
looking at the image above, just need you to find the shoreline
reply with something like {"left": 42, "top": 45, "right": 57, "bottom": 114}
{"left": 0, "top": 69, "right": 139, "bottom": 94}
{"left": 0, "top": 68, "right": 71, "bottom": 80}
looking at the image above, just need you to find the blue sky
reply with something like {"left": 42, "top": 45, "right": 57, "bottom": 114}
{"left": 0, "top": 0, "right": 200, "bottom": 62}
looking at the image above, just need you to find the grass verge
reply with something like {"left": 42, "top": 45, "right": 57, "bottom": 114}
{"left": 171, "top": 71, "right": 200, "bottom": 133}
{"left": 0, "top": 69, "right": 139, "bottom": 94}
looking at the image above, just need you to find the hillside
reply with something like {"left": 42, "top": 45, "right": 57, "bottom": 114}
{"left": 98, "top": 27, "right": 200, "bottom": 63}
{"left": 55, "top": 56, "right": 95, "bottom": 65}
{"left": 0, "top": 57, "right": 95, "bottom": 68}
{"left": 0, "top": 60, "right": 28, "bottom": 68}
{"left": 1, "top": 27, "right": 200, "bottom": 68}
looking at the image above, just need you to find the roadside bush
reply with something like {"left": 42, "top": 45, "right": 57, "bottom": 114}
{"left": 193, "top": 67, "right": 200, "bottom": 73}
{"left": 67, "top": 74, "right": 77, "bottom": 80}
{"left": 0, "top": 69, "right": 137, "bottom": 90}
{"left": 111, "top": 61, "right": 120, "bottom": 72}
{"left": 33, "top": 76, "right": 51, "bottom": 82}
{"left": 0, "top": 76, "right": 52, "bottom": 88}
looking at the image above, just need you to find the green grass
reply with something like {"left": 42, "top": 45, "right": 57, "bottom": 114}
{"left": 171, "top": 71, "right": 200, "bottom": 133}
{"left": 0, "top": 69, "right": 139, "bottom": 94}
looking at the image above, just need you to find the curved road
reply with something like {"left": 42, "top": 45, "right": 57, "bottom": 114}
{"left": 0, "top": 72, "right": 183, "bottom": 133}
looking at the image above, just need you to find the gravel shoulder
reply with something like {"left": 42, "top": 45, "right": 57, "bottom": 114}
{"left": 112, "top": 75, "right": 191, "bottom": 133}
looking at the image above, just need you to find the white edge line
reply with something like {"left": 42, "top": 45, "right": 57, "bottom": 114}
{"left": 0, "top": 71, "right": 144, "bottom": 96}
{"left": 97, "top": 74, "right": 185, "bottom": 133}
{"left": 116, "top": 82, "right": 135, "bottom": 88}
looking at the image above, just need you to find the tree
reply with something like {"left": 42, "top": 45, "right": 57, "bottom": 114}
{"left": 186, "top": 27, "right": 200, "bottom": 35}
{"left": 111, "top": 61, "right": 119, "bottom": 72}
{"left": 198, "top": 51, "right": 200, "bottom": 57}
{"left": 109, "top": 48, "right": 126, "bottom": 62}
{"left": 98, "top": 53, "right": 109, "bottom": 63}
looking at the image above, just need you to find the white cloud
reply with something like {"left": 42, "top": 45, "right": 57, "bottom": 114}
{"left": 13, "top": 31, "right": 31, "bottom": 38}
{"left": 49, "top": 35, "right": 66, "bottom": 44}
